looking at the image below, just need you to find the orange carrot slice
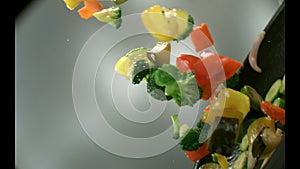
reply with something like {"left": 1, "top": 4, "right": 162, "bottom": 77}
{"left": 190, "top": 23, "right": 214, "bottom": 53}
{"left": 77, "top": 0, "right": 104, "bottom": 19}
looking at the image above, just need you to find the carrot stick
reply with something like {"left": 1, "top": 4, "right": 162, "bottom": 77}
{"left": 77, "top": 0, "right": 104, "bottom": 19}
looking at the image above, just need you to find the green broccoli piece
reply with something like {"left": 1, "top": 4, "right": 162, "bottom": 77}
{"left": 153, "top": 64, "right": 202, "bottom": 106}
{"left": 176, "top": 15, "right": 194, "bottom": 42}
{"left": 179, "top": 127, "right": 201, "bottom": 151}
{"left": 93, "top": 6, "right": 122, "bottom": 29}
{"left": 196, "top": 120, "right": 211, "bottom": 143}
{"left": 131, "top": 60, "right": 151, "bottom": 85}
{"left": 146, "top": 72, "right": 172, "bottom": 101}
{"left": 176, "top": 72, "right": 202, "bottom": 106}
{"left": 225, "top": 72, "right": 239, "bottom": 88}
{"left": 171, "top": 114, "right": 180, "bottom": 139}
{"left": 153, "top": 64, "right": 178, "bottom": 86}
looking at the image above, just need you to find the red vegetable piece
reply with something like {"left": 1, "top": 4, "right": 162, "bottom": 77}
{"left": 176, "top": 53, "right": 243, "bottom": 100}
{"left": 190, "top": 23, "right": 215, "bottom": 53}
{"left": 184, "top": 142, "right": 211, "bottom": 162}
{"left": 260, "top": 101, "right": 285, "bottom": 125}
{"left": 176, "top": 54, "right": 200, "bottom": 73}
{"left": 78, "top": 0, "right": 104, "bottom": 19}
{"left": 219, "top": 55, "right": 243, "bottom": 81}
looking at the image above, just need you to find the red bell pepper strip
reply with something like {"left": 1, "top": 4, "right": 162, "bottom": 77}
{"left": 176, "top": 53, "right": 243, "bottom": 100}
{"left": 190, "top": 23, "right": 215, "bottom": 52}
{"left": 176, "top": 54, "right": 200, "bottom": 73}
{"left": 260, "top": 101, "right": 285, "bottom": 125}
{"left": 184, "top": 142, "right": 211, "bottom": 162}
{"left": 78, "top": 0, "right": 104, "bottom": 19}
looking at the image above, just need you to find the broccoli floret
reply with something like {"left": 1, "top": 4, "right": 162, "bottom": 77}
{"left": 153, "top": 64, "right": 178, "bottom": 86}
{"left": 179, "top": 128, "right": 201, "bottom": 151}
{"left": 131, "top": 60, "right": 151, "bottom": 85}
{"left": 146, "top": 72, "right": 172, "bottom": 101}
{"left": 226, "top": 72, "right": 239, "bottom": 88}
{"left": 93, "top": 6, "right": 122, "bottom": 29}
{"left": 177, "top": 72, "right": 202, "bottom": 106}
{"left": 176, "top": 15, "right": 194, "bottom": 42}
{"left": 197, "top": 120, "right": 211, "bottom": 143}
{"left": 153, "top": 64, "right": 202, "bottom": 106}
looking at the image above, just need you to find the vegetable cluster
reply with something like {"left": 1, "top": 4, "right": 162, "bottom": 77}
{"left": 111, "top": 4, "right": 285, "bottom": 168}
{"left": 63, "top": 0, "right": 127, "bottom": 28}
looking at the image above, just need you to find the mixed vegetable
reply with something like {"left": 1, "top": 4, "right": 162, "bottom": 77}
{"left": 113, "top": 4, "right": 285, "bottom": 168}
{"left": 175, "top": 75, "right": 285, "bottom": 169}
{"left": 140, "top": 5, "right": 194, "bottom": 42}
{"left": 63, "top": 0, "right": 127, "bottom": 28}
{"left": 64, "top": 1, "right": 285, "bottom": 168}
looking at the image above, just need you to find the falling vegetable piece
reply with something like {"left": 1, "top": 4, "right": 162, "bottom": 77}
{"left": 114, "top": 55, "right": 132, "bottom": 78}
{"left": 148, "top": 41, "right": 171, "bottom": 67}
{"left": 260, "top": 101, "right": 285, "bottom": 125}
{"left": 78, "top": 0, "right": 104, "bottom": 19}
{"left": 183, "top": 142, "right": 211, "bottom": 162}
{"left": 194, "top": 53, "right": 243, "bottom": 100}
{"left": 176, "top": 53, "right": 243, "bottom": 100}
{"left": 114, "top": 47, "right": 154, "bottom": 80}
{"left": 64, "top": 0, "right": 84, "bottom": 10}
{"left": 141, "top": 5, "right": 194, "bottom": 42}
{"left": 176, "top": 54, "right": 200, "bottom": 73}
{"left": 171, "top": 114, "right": 180, "bottom": 139}
{"left": 249, "top": 31, "right": 265, "bottom": 73}
{"left": 190, "top": 23, "right": 215, "bottom": 53}
{"left": 93, "top": 6, "right": 122, "bottom": 28}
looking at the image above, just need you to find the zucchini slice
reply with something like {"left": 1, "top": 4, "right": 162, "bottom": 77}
{"left": 279, "top": 74, "right": 285, "bottom": 95}
{"left": 272, "top": 97, "right": 285, "bottom": 108}
{"left": 265, "top": 79, "right": 282, "bottom": 102}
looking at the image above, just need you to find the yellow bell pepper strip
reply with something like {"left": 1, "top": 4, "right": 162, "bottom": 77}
{"left": 212, "top": 153, "right": 229, "bottom": 169}
{"left": 247, "top": 116, "right": 275, "bottom": 145}
{"left": 209, "top": 88, "right": 250, "bottom": 120}
{"left": 140, "top": 5, "right": 194, "bottom": 42}
{"left": 114, "top": 55, "right": 132, "bottom": 79}
{"left": 77, "top": 0, "right": 104, "bottom": 19}
{"left": 63, "top": 0, "right": 84, "bottom": 10}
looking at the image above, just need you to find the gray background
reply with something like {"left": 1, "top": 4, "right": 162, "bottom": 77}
{"left": 16, "top": 0, "right": 282, "bottom": 169}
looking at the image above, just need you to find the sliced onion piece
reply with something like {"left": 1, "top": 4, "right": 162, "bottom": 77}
{"left": 249, "top": 31, "right": 265, "bottom": 73}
